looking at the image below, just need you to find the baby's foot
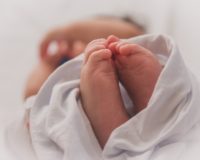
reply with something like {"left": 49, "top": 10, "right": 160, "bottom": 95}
{"left": 109, "top": 38, "right": 162, "bottom": 113}
{"left": 80, "top": 38, "right": 129, "bottom": 147}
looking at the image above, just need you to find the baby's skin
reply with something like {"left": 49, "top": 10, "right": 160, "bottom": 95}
{"left": 80, "top": 35, "right": 162, "bottom": 148}
{"left": 80, "top": 37, "right": 129, "bottom": 148}
{"left": 108, "top": 36, "right": 162, "bottom": 113}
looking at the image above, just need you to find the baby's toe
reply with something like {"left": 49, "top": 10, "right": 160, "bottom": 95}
{"left": 117, "top": 43, "right": 152, "bottom": 56}
{"left": 84, "top": 39, "right": 107, "bottom": 64}
{"left": 84, "top": 45, "right": 105, "bottom": 64}
{"left": 87, "top": 49, "right": 112, "bottom": 65}
{"left": 106, "top": 35, "right": 119, "bottom": 46}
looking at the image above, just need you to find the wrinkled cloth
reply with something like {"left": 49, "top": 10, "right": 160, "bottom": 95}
{"left": 27, "top": 34, "right": 200, "bottom": 160}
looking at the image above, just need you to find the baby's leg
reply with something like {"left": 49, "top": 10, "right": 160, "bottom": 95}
{"left": 109, "top": 38, "right": 162, "bottom": 113}
{"left": 80, "top": 38, "right": 129, "bottom": 148}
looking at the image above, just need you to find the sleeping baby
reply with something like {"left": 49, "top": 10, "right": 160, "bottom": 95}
{"left": 20, "top": 17, "right": 200, "bottom": 160}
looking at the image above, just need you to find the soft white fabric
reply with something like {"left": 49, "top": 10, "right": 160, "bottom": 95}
{"left": 3, "top": 97, "right": 37, "bottom": 160}
{"left": 11, "top": 34, "right": 200, "bottom": 159}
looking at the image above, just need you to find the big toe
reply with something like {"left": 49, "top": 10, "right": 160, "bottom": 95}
{"left": 107, "top": 35, "right": 119, "bottom": 46}
{"left": 87, "top": 49, "right": 112, "bottom": 66}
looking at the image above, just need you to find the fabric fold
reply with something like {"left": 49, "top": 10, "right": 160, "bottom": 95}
{"left": 28, "top": 34, "right": 200, "bottom": 160}
{"left": 103, "top": 35, "right": 200, "bottom": 160}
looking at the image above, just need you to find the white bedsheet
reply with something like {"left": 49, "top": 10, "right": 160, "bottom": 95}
{"left": 5, "top": 34, "right": 200, "bottom": 160}
{"left": 2, "top": 0, "right": 200, "bottom": 159}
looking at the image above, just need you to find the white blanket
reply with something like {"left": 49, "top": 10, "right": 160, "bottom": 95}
{"left": 19, "top": 34, "right": 200, "bottom": 159}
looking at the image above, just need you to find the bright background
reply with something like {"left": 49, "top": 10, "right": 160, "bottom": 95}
{"left": 0, "top": 0, "right": 200, "bottom": 155}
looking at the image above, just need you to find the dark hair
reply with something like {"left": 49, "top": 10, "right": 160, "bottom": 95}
{"left": 121, "top": 16, "right": 146, "bottom": 33}
{"left": 94, "top": 15, "right": 146, "bottom": 33}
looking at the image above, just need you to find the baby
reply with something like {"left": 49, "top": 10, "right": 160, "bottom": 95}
{"left": 24, "top": 16, "right": 144, "bottom": 99}
{"left": 80, "top": 35, "right": 162, "bottom": 147}
{"left": 24, "top": 17, "right": 162, "bottom": 149}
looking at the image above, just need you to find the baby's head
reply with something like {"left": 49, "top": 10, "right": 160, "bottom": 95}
{"left": 66, "top": 15, "right": 145, "bottom": 56}
{"left": 93, "top": 15, "right": 145, "bottom": 38}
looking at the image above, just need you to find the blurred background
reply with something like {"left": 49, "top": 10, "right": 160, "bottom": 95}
{"left": 0, "top": 0, "right": 200, "bottom": 156}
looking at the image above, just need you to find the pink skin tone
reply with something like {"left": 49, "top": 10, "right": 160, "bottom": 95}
{"left": 80, "top": 35, "right": 162, "bottom": 148}
{"left": 108, "top": 36, "right": 162, "bottom": 112}
{"left": 80, "top": 37, "right": 129, "bottom": 148}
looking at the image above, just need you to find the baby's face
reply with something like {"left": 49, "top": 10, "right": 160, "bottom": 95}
{"left": 69, "top": 17, "right": 144, "bottom": 45}
{"left": 70, "top": 18, "right": 143, "bottom": 55}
